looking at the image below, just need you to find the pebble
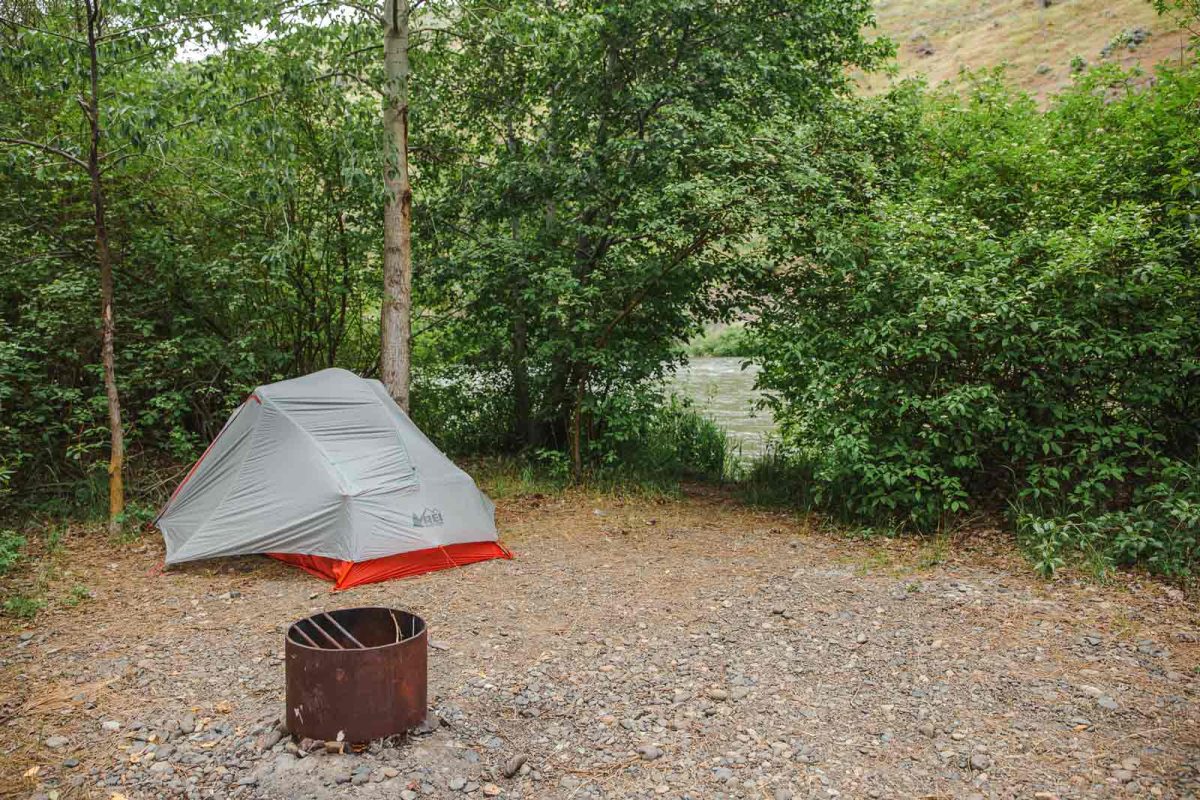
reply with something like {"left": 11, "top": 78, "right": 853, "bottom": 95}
{"left": 856, "top": 632, "right": 869, "bottom": 644}
{"left": 482, "top": 784, "right": 502, "bottom": 797}
{"left": 45, "top": 735, "right": 69, "bottom": 749}
{"left": 637, "top": 745, "right": 663, "bottom": 760}
{"left": 970, "top": 753, "right": 992, "bottom": 770}
{"left": 1097, "top": 696, "right": 1119, "bottom": 711}
{"left": 503, "top": 754, "right": 527, "bottom": 777}
{"left": 706, "top": 688, "right": 729, "bottom": 701}
{"left": 257, "top": 728, "right": 285, "bottom": 751}
{"left": 101, "top": 720, "right": 121, "bottom": 732}
{"left": 450, "top": 776, "right": 468, "bottom": 791}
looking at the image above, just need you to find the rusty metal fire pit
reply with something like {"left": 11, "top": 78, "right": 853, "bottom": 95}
{"left": 285, "top": 607, "right": 427, "bottom": 742}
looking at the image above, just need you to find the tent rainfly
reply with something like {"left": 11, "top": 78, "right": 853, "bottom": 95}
{"left": 156, "top": 368, "right": 510, "bottom": 589}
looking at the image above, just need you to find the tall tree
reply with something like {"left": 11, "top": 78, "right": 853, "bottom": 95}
{"left": 0, "top": 0, "right": 278, "bottom": 516}
{"left": 1, "top": 0, "right": 126, "bottom": 528}
{"left": 381, "top": 0, "right": 413, "bottom": 410}
{"left": 418, "top": 0, "right": 892, "bottom": 477}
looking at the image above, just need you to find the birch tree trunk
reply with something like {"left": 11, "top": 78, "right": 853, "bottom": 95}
{"left": 84, "top": 0, "right": 125, "bottom": 531}
{"left": 381, "top": 0, "right": 412, "bottom": 411}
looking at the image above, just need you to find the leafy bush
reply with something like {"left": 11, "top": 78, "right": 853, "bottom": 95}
{"left": 753, "top": 65, "right": 1200, "bottom": 573}
{"left": 685, "top": 325, "right": 752, "bottom": 358}
{"left": 409, "top": 366, "right": 516, "bottom": 457}
{"left": 3, "top": 595, "right": 45, "bottom": 619}
{"left": 594, "top": 393, "right": 734, "bottom": 484}
{"left": 0, "top": 529, "right": 25, "bottom": 575}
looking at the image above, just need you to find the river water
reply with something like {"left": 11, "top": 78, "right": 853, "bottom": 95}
{"left": 668, "top": 356, "right": 776, "bottom": 460}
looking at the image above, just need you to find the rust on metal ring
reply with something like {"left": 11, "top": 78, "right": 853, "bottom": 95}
{"left": 285, "top": 607, "right": 428, "bottom": 742}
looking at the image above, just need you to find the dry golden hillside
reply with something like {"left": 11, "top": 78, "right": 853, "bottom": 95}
{"left": 860, "top": 0, "right": 1191, "bottom": 100}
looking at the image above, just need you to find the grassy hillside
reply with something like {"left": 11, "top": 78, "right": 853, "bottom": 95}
{"left": 861, "top": 0, "right": 1189, "bottom": 99}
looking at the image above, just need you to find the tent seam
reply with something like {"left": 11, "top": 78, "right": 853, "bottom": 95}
{"left": 258, "top": 391, "right": 359, "bottom": 496}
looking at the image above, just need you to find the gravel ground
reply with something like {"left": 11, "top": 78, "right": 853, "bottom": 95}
{"left": 2, "top": 487, "right": 1199, "bottom": 799}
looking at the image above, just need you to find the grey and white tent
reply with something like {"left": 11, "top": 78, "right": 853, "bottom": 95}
{"left": 156, "top": 369, "right": 508, "bottom": 588}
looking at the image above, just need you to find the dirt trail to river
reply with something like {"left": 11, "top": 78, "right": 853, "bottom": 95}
{"left": 3, "top": 487, "right": 1199, "bottom": 799}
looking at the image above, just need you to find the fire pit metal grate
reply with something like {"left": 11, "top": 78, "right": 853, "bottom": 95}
{"left": 285, "top": 607, "right": 428, "bottom": 741}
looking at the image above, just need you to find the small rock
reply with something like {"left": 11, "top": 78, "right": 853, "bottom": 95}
{"left": 412, "top": 714, "right": 440, "bottom": 735}
{"left": 257, "top": 729, "right": 284, "bottom": 751}
{"left": 918, "top": 723, "right": 936, "bottom": 739}
{"left": 503, "top": 755, "right": 527, "bottom": 778}
{"left": 637, "top": 745, "right": 663, "bottom": 761}
{"left": 401, "top": 792, "right": 418, "bottom": 800}
{"left": 1097, "top": 696, "right": 1119, "bottom": 711}
{"left": 101, "top": 720, "right": 121, "bottom": 732}
{"left": 706, "top": 688, "right": 729, "bottom": 702}
{"left": 970, "top": 753, "right": 992, "bottom": 770}
{"left": 45, "top": 735, "right": 69, "bottom": 749}
{"left": 63, "top": 758, "right": 79, "bottom": 768}
{"left": 482, "top": 784, "right": 502, "bottom": 797}
{"left": 856, "top": 632, "right": 869, "bottom": 644}
{"left": 450, "top": 776, "right": 468, "bottom": 791}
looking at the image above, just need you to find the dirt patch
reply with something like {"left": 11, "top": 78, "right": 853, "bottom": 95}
{"left": 2, "top": 488, "right": 1199, "bottom": 799}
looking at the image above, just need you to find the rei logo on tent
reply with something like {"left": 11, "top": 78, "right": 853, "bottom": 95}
{"left": 412, "top": 508, "right": 444, "bottom": 528}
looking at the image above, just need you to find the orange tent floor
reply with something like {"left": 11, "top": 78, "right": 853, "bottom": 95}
{"left": 269, "top": 541, "right": 512, "bottom": 589}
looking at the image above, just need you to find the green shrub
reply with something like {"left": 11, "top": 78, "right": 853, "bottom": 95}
{"left": 753, "top": 65, "right": 1200, "bottom": 573}
{"left": 596, "top": 393, "right": 735, "bottom": 484}
{"left": 0, "top": 529, "right": 25, "bottom": 575}
{"left": 685, "top": 325, "right": 752, "bottom": 357}
{"left": 3, "top": 594, "right": 45, "bottom": 619}
{"left": 408, "top": 366, "right": 516, "bottom": 456}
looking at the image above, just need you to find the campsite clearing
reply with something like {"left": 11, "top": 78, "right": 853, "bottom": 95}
{"left": 3, "top": 487, "right": 1199, "bottom": 799}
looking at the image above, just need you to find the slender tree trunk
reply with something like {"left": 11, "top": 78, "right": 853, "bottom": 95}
{"left": 506, "top": 125, "right": 534, "bottom": 448}
{"left": 381, "top": 0, "right": 412, "bottom": 411}
{"left": 84, "top": 0, "right": 124, "bottom": 531}
{"left": 510, "top": 223, "right": 533, "bottom": 447}
{"left": 570, "top": 370, "right": 586, "bottom": 482}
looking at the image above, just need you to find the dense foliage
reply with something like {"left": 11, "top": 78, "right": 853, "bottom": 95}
{"left": 752, "top": 66, "right": 1200, "bottom": 574}
{"left": 1, "top": 0, "right": 886, "bottom": 505}
{"left": 414, "top": 0, "right": 890, "bottom": 474}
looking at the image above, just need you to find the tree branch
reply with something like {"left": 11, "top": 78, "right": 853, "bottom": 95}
{"left": 0, "top": 15, "right": 85, "bottom": 44}
{"left": 0, "top": 137, "right": 87, "bottom": 170}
